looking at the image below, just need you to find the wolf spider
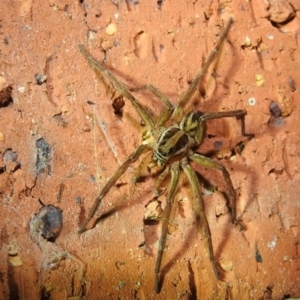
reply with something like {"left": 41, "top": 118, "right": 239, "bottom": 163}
{"left": 78, "top": 17, "right": 252, "bottom": 293}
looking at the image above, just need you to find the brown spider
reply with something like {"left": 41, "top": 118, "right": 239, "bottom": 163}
{"left": 78, "top": 17, "right": 252, "bottom": 293}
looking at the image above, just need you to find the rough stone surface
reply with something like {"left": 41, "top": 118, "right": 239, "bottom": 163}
{"left": 1, "top": 0, "right": 300, "bottom": 299}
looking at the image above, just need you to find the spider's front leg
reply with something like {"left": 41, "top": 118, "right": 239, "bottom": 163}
{"left": 78, "top": 44, "right": 155, "bottom": 130}
{"left": 172, "top": 17, "right": 233, "bottom": 122}
{"left": 200, "top": 110, "right": 254, "bottom": 139}
{"left": 181, "top": 109, "right": 252, "bottom": 148}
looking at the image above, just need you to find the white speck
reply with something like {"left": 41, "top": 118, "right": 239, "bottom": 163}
{"left": 18, "top": 86, "right": 25, "bottom": 93}
{"left": 244, "top": 36, "right": 252, "bottom": 47}
{"left": 248, "top": 97, "right": 256, "bottom": 106}
{"left": 88, "top": 30, "right": 97, "bottom": 40}
{"left": 21, "top": 25, "right": 32, "bottom": 30}
{"left": 114, "top": 12, "right": 119, "bottom": 19}
{"left": 267, "top": 236, "right": 277, "bottom": 250}
{"left": 266, "top": 34, "right": 274, "bottom": 40}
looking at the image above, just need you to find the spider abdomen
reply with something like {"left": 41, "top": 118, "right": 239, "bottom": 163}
{"left": 153, "top": 127, "right": 190, "bottom": 166}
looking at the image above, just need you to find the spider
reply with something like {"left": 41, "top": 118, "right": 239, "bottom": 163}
{"left": 78, "top": 17, "right": 252, "bottom": 293}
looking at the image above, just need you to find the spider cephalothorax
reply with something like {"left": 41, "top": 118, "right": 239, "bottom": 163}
{"left": 78, "top": 17, "right": 253, "bottom": 293}
{"left": 152, "top": 111, "right": 205, "bottom": 167}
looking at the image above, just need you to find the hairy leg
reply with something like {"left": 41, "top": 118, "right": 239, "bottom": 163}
{"left": 155, "top": 161, "right": 180, "bottom": 293}
{"left": 130, "top": 84, "right": 174, "bottom": 127}
{"left": 173, "top": 18, "right": 233, "bottom": 121}
{"left": 181, "top": 158, "right": 219, "bottom": 279}
{"left": 78, "top": 144, "right": 151, "bottom": 233}
{"left": 189, "top": 151, "right": 241, "bottom": 228}
{"left": 78, "top": 44, "right": 155, "bottom": 130}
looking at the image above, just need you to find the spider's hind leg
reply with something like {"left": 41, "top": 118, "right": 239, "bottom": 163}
{"left": 188, "top": 151, "right": 244, "bottom": 230}
{"left": 181, "top": 158, "right": 219, "bottom": 279}
{"left": 154, "top": 166, "right": 170, "bottom": 197}
{"left": 155, "top": 161, "right": 179, "bottom": 293}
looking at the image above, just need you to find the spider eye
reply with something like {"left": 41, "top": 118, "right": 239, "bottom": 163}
{"left": 180, "top": 110, "right": 204, "bottom": 137}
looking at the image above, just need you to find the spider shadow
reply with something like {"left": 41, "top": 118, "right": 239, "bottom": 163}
{"left": 92, "top": 209, "right": 119, "bottom": 229}
{"left": 85, "top": 183, "right": 152, "bottom": 233}
{"left": 158, "top": 225, "right": 199, "bottom": 292}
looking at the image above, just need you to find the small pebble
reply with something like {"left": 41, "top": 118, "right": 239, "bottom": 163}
{"left": 88, "top": 30, "right": 97, "bottom": 40}
{"left": 220, "top": 259, "right": 233, "bottom": 272}
{"left": 35, "top": 73, "right": 47, "bottom": 85}
{"left": 270, "top": 101, "right": 281, "bottom": 117}
{"left": 3, "top": 149, "right": 18, "bottom": 162}
{"left": 255, "top": 74, "right": 265, "bottom": 86}
{"left": 244, "top": 36, "right": 252, "bottom": 47}
{"left": 18, "top": 86, "right": 25, "bottom": 93}
{"left": 29, "top": 205, "right": 63, "bottom": 241}
{"left": 287, "top": 77, "right": 296, "bottom": 92}
{"left": 106, "top": 23, "right": 117, "bottom": 36}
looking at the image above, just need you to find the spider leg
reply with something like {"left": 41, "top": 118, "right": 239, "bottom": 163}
{"left": 188, "top": 151, "right": 241, "bottom": 228}
{"left": 181, "top": 158, "right": 219, "bottom": 279}
{"left": 78, "top": 144, "right": 151, "bottom": 234}
{"left": 131, "top": 151, "right": 153, "bottom": 183}
{"left": 154, "top": 166, "right": 170, "bottom": 197}
{"left": 130, "top": 84, "right": 174, "bottom": 110}
{"left": 195, "top": 110, "right": 253, "bottom": 144}
{"left": 78, "top": 44, "right": 155, "bottom": 130}
{"left": 155, "top": 161, "right": 180, "bottom": 293}
{"left": 200, "top": 110, "right": 245, "bottom": 122}
{"left": 130, "top": 84, "right": 174, "bottom": 127}
{"left": 172, "top": 18, "right": 233, "bottom": 121}
{"left": 200, "top": 110, "right": 253, "bottom": 137}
